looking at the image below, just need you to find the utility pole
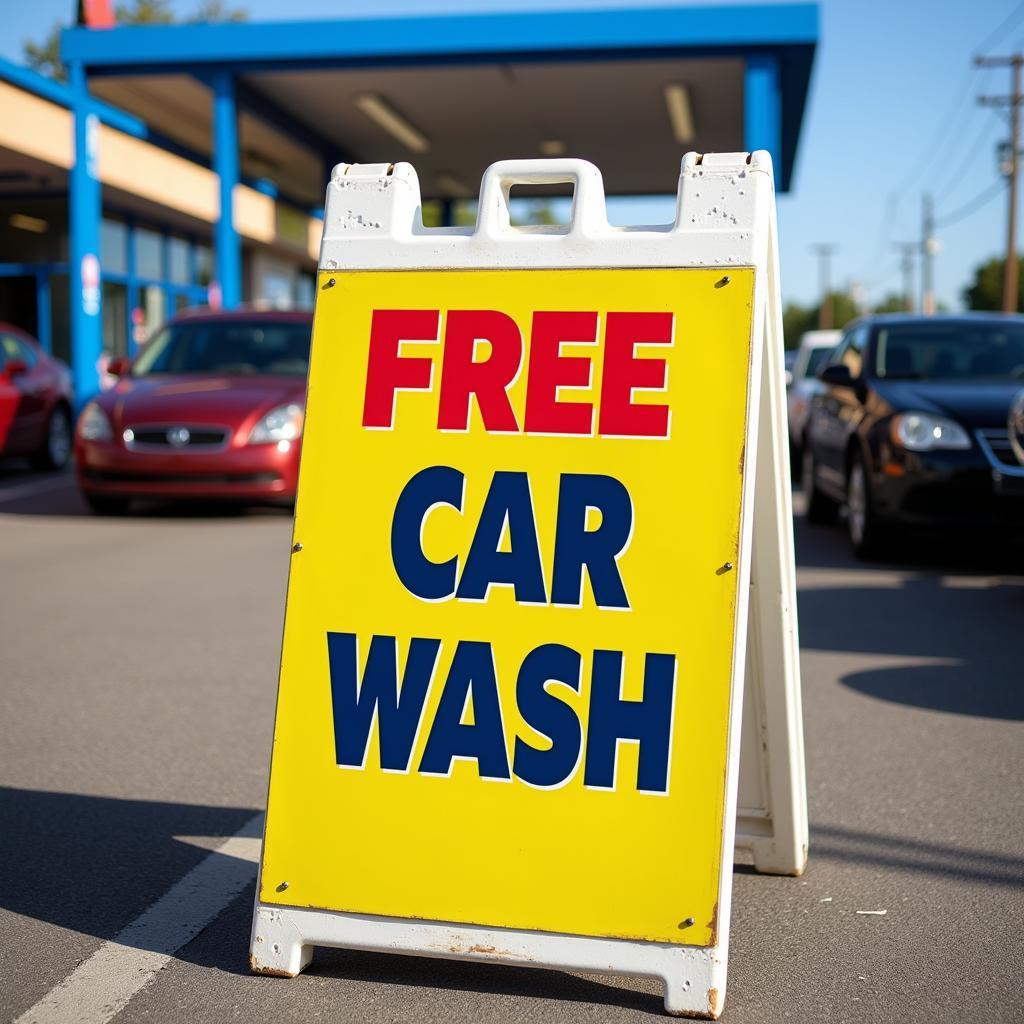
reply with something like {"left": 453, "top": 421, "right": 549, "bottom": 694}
{"left": 892, "top": 242, "right": 918, "bottom": 312}
{"left": 978, "top": 53, "right": 1023, "bottom": 313}
{"left": 920, "top": 193, "right": 936, "bottom": 315}
{"left": 811, "top": 243, "right": 836, "bottom": 329}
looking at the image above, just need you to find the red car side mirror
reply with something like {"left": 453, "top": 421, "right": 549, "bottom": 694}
{"left": 107, "top": 356, "right": 131, "bottom": 377}
{"left": 2, "top": 358, "right": 28, "bottom": 379}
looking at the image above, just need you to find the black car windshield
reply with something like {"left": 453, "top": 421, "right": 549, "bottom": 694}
{"left": 874, "top": 322, "right": 1024, "bottom": 380}
{"left": 132, "top": 320, "right": 311, "bottom": 377}
{"left": 805, "top": 347, "right": 832, "bottom": 377}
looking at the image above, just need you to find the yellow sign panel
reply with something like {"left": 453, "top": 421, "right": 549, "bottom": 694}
{"left": 260, "top": 267, "right": 754, "bottom": 947}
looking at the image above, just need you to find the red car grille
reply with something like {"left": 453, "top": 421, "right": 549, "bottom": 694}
{"left": 83, "top": 468, "right": 280, "bottom": 486}
{"left": 125, "top": 425, "right": 231, "bottom": 450}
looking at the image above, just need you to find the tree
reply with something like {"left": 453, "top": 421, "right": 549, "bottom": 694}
{"left": 782, "top": 291, "right": 860, "bottom": 349}
{"left": 24, "top": 0, "right": 247, "bottom": 82}
{"left": 23, "top": 29, "right": 66, "bottom": 82}
{"left": 420, "top": 199, "right": 561, "bottom": 229}
{"left": 873, "top": 293, "right": 908, "bottom": 314}
{"left": 827, "top": 291, "right": 859, "bottom": 331}
{"left": 962, "top": 256, "right": 1024, "bottom": 312}
{"left": 782, "top": 301, "right": 815, "bottom": 350}
{"left": 189, "top": 0, "right": 248, "bottom": 23}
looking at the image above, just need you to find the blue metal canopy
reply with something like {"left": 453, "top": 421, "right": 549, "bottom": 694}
{"left": 56, "top": 2, "right": 817, "bottom": 406}
{"left": 62, "top": 2, "right": 817, "bottom": 192}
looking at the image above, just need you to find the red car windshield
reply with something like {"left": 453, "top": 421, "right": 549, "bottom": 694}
{"left": 133, "top": 320, "right": 311, "bottom": 378}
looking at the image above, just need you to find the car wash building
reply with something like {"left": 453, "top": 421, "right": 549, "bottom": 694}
{"left": 0, "top": 1, "right": 817, "bottom": 402}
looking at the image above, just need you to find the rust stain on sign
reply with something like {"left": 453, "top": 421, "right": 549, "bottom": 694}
{"left": 441, "top": 942, "right": 523, "bottom": 959}
{"left": 706, "top": 902, "right": 720, "bottom": 946}
{"left": 248, "top": 953, "right": 299, "bottom": 979}
{"left": 707, "top": 986, "right": 723, "bottom": 1018}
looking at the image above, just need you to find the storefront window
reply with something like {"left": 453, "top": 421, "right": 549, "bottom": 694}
{"left": 195, "top": 243, "right": 213, "bottom": 287}
{"left": 100, "top": 219, "right": 128, "bottom": 275}
{"left": 296, "top": 273, "right": 315, "bottom": 310}
{"left": 140, "top": 284, "right": 166, "bottom": 342}
{"left": 0, "top": 276, "right": 37, "bottom": 339}
{"left": 102, "top": 281, "right": 128, "bottom": 357}
{"left": 136, "top": 227, "right": 163, "bottom": 281}
{"left": 49, "top": 275, "right": 70, "bottom": 366}
{"left": 169, "top": 236, "right": 190, "bottom": 285}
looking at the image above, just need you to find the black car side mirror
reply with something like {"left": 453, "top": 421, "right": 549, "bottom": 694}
{"left": 819, "top": 363, "right": 854, "bottom": 386}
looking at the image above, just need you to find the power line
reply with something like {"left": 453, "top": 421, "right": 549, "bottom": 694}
{"left": 811, "top": 244, "right": 837, "bottom": 329}
{"left": 891, "top": 243, "right": 918, "bottom": 311}
{"left": 974, "top": 0, "right": 1024, "bottom": 56}
{"left": 857, "top": 6, "right": 1024, "bottom": 283}
{"left": 933, "top": 110, "right": 998, "bottom": 203}
{"left": 888, "top": 66, "right": 978, "bottom": 200}
{"left": 921, "top": 194, "right": 937, "bottom": 314}
{"left": 935, "top": 177, "right": 1006, "bottom": 227}
{"left": 977, "top": 52, "right": 1023, "bottom": 311}
{"left": 888, "top": 6, "right": 1019, "bottom": 197}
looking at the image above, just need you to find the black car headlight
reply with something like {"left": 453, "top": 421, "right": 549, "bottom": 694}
{"left": 891, "top": 411, "right": 970, "bottom": 452}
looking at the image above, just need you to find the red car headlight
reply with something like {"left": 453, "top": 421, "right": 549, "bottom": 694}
{"left": 247, "top": 403, "right": 304, "bottom": 446}
{"left": 77, "top": 401, "right": 113, "bottom": 442}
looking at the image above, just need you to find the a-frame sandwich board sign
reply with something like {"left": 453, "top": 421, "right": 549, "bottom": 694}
{"left": 250, "top": 152, "right": 807, "bottom": 1019}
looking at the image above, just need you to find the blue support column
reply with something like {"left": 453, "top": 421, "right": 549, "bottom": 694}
{"left": 744, "top": 55, "right": 781, "bottom": 175}
{"left": 35, "top": 269, "right": 52, "bottom": 354}
{"left": 211, "top": 70, "right": 241, "bottom": 308}
{"left": 126, "top": 216, "right": 138, "bottom": 355}
{"left": 68, "top": 60, "right": 103, "bottom": 407}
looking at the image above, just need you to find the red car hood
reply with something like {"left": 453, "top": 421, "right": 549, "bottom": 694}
{"left": 106, "top": 375, "right": 305, "bottom": 431}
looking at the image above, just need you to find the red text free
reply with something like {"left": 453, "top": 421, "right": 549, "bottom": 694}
{"left": 362, "top": 308, "right": 674, "bottom": 437}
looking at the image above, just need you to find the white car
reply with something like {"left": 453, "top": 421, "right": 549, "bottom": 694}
{"left": 787, "top": 329, "right": 841, "bottom": 454}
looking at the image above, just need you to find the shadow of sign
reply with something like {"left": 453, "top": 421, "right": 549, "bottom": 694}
{"left": 797, "top": 568, "right": 1024, "bottom": 721}
{"left": 809, "top": 823, "right": 1024, "bottom": 889}
{"left": 0, "top": 786, "right": 257, "bottom": 948}
{"left": 838, "top": 662, "right": 1024, "bottom": 722}
{"left": 0, "top": 785, "right": 668, "bottom": 1013}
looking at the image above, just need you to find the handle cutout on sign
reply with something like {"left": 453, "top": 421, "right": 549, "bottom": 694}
{"left": 477, "top": 159, "right": 608, "bottom": 237}
{"left": 506, "top": 183, "right": 572, "bottom": 230}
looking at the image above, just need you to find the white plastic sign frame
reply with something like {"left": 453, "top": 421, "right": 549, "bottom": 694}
{"left": 250, "top": 152, "right": 807, "bottom": 1018}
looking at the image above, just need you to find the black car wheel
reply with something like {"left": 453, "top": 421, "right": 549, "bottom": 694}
{"left": 82, "top": 492, "right": 132, "bottom": 516}
{"left": 31, "top": 405, "right": 72, "bottom": 471}
{"left": 846, "top": 451, "right": 890, "bottom": 559}
{"left": 802, "top": 444, "right": 839, "bottom": 524}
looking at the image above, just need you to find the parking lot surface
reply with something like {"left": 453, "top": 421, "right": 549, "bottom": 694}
{"left": 1, "top": 464, "right": 1022, "bottom": 1024}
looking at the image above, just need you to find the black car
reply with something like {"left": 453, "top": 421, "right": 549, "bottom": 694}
{"left": 802, "top": 313, "right": 1024, "bottom": 557}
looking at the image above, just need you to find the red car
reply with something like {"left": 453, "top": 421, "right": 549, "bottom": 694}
{"left": 75, "top": 309, "right": 312, "bottom": 514}
{"left": 0, "top": 324, "right": 74, "bottom": 470}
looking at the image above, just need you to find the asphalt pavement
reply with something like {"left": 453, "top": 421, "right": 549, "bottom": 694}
{"left": 1, "top": 460, "right": 1022, "bottom": 1024}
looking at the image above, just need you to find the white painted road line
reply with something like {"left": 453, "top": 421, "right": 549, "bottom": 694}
{"left": 0, "top": 475, "right": 74, "bottom": 505}
{"left": 15, "top": 814, "right": 264, "bottom": 1024}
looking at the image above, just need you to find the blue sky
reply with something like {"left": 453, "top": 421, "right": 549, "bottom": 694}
{"left": 3, "top": 0, "right": 1022, "bottom": 310}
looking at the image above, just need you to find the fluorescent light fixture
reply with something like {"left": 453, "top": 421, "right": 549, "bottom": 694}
{"left": 436, "top": 173, "right": 472, "bottom": 198}
{"left": 354, "top": 93, "right": 429, "bottom": 154}
{"left": 540, "top": 139, "right": 568, "bottom": 157}
{"left": 664, "top": 84, "right": 696, "bottom": 145}
{"left": 9, "top": 213, "right": 48, "bottom": 234}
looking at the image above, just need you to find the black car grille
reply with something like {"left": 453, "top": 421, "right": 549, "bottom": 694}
{"left": 125, "top": 425, "right": 230, "bottom": 449}
{"left": 976, "top": 428, "right": 1022, "bottom": 470}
